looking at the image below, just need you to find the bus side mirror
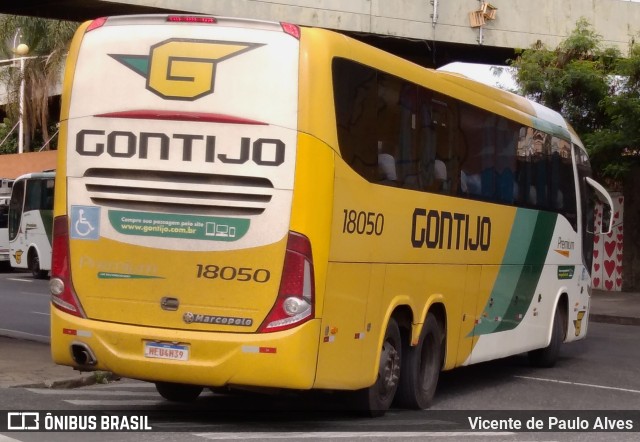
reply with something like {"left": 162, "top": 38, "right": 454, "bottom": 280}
{"left": 585, "top": 177, "right": 614, "bottom": 236}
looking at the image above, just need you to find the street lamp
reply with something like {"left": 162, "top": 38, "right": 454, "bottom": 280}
{"left": 14, "top": 41, "right": 29, "bottom": 154}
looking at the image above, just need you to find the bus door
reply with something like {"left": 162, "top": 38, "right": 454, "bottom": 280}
{"left": 8, "top": 179, "right": 25, "bottom": 267}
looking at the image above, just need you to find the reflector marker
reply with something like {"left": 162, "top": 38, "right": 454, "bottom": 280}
{"left": 242, "top": 346, "right": 277, "bottom": 354}
{"left": 62, "top": 328, "right": 92, "bottom": 337}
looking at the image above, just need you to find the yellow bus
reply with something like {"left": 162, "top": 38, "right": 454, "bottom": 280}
{"left": 50, "top": 14, "right": 613, "bottom": 414}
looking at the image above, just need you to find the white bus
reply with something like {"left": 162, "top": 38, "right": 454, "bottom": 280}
{"left": 0, "top": 178, "right": 13, "bottom": 266}
{"left": 9, "top": 172, "right": 55, "bottom": 278}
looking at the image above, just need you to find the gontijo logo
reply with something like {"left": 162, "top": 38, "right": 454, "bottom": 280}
{"left": 110, "top": 39, "right": 263, "bottom": 100}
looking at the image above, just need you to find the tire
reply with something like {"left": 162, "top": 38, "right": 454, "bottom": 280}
{"left": 395, "top": 312, "right": 443, "bottom": 409}
{"left": 349, "top": 318, "right": 402, "bottom": 416}
{"left": 29, "top": 250, "right": 47, "bottom": 279}
{"left": 155, "top": 382, "right": 203, "bottom": 403}
{"left": 528, "top": 305, "right": 564, "bottom": 368}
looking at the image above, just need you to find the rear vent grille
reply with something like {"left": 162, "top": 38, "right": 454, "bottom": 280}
{"left": 83, "top": 168, "right": 273, "bottom": 216}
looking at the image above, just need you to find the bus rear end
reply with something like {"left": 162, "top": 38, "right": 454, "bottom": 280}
{"left": 51, "top": 15, "right": 320, "bottom": 392}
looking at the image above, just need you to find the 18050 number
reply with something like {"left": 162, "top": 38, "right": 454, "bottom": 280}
{"left": 342, "top": 209, "right": 384, "bottom": 236}
{"left": 196, "top": 265, "right": 271, "bottom": 283}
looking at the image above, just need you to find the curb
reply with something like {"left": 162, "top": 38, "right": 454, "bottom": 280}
{"left": 12, "top": 371, "right": 119, "bottom": 390}
{"left": 590, "top": 314, "right": 640, "bottom": 327}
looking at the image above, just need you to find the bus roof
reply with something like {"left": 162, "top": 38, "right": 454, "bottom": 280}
{"left": 298, "top": 26, "right": 578, "bottom": 146}
{"left": 13, "top": 171, "right": 56, "bottom": 182}
{"left": 435, "top": 70, "right": 572, "bottom": 141}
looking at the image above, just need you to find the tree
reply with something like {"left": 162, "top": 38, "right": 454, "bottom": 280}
{"left": 509, "top": 19, "right": 640, "bottom": 290}
{"left": 0, "top": 15, "right": 78, "bottom": 152}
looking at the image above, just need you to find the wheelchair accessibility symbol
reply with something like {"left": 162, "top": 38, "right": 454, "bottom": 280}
{"left": 71, "top": 206, "right": 100, "bottom": 240}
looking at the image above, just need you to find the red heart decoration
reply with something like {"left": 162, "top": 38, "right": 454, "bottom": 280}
{"left": 604, "top": 260, "right": 615, "bottom": 277}
{"left": 593, "top": 277, "right": 601, "bottom": 287}
{"left": 605, "top": 280, "right": 614, "bottom": 290}
{"left": 617, "top": 243, "right": 623, "bottom": 252}
{"left": 617, "top": 254, "right": 623, "bottom": 262}
{"left": 614, "top": 212, "right": 620, "bottom": 219}
{"left": 593, "top": 250, "right": 599, "bottom": 258}
{"left": 617, "top": 265, "right": 623, "bottom": 274}
{"left": 617, "top": 278, "right": 622, "bottom": 287}
{"left": 594, "top": 263, "right": 600, "bottom": 271}
{"left": 617, "top": 234, "right": 623, "bottom": 241}
{"left": 594, "top": 235, "right": 600, "bottom": 244}
{"left": 618, "top": 197, "right": 624, "bottom": 204}
{"left": 605, "top": 241, "right": 616, "bottom": 257}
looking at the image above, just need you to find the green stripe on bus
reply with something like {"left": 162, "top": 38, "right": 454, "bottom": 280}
{"left": 495, "top": 210, "right": 557, "bottom": 332}
{"left": 41, "top": 210, "right": 54, "bottom": 246}
{"left": 471, "top": 209, "right": 557, "bottom": 336}
{"left": 531, "top": 117, "right": 572, "bottom": 141}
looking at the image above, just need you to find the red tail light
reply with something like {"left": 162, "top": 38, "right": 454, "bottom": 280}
{"left": 86, "top": 17, "right": 108, "bottom": 32}
{"left": 50, "top": 216, "right": 85, "bottom": 317}
{"left": 280, "top": 22, "right": 301, "bottom": 39}
{"left": 258, "top": 232, "right": 314, "bottom": 333}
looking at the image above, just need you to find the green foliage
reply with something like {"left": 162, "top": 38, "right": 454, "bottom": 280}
{"left": 509, "top": 18, "right": 640, "bottom": 180}
{"left": 0, "top": 117, "right": 18, "bottom": 154}
{"left": 0, "top": 16, "right": 78, "bottom": 152}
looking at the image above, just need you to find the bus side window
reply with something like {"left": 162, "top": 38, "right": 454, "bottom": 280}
{"left": 494, "top": 117, "right": 518, "bottom": 204}
{"left": 43, "top": 179, "right": 54, "bottom": 210}
{"left": 459, "top": 104, "right": 490, "bottom": 199}
{"left": 375, "top": 73, "right": 399, "bottom": 185}
{"left": 8, "top": 179, "right": 25, "bottom": 241}
{"left": 25, "top": 180, "right": 43, "bottom": 212}
{"left": 332, "top": 58, "right": 379, "bottom": 182}
{"left": 413, "top": 91, "right": 460, "bottom": 194}
{"left": 0, "top": 205, "right": 8, "bottom": 229}
{"left": 394, "top": 81, "right": 418, "bottom": 186}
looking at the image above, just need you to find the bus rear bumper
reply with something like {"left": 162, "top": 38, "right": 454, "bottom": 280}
{"left": 51, "top": 308, "right": 320, "bottom": 390}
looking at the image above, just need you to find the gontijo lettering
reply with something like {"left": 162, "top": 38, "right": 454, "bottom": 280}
{"left": 75, "top": 130, "right": 285, "bottom": 166}
{"left": 411, "top": 208, "right": 491, "bottom": 251}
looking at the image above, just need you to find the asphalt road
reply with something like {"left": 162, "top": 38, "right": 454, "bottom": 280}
{"left": 1, "top": 269, "right": 639, "bottom": 441}
{"left": 0, "top": 269, "right": 50, "bottom": 342}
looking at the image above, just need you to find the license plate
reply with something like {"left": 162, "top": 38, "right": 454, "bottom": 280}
{"left": 144, "top": 342, "right": 189, "bottom": 361}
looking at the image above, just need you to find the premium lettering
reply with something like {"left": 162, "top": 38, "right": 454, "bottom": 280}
{"left": 411, "top": 208, "right": 491, "bottom": 251}
{"left": 557, "top": 237, "right": 575, "bottom": 250}
{"left": 75, "top": 129, "right": 285, "bottom": 165}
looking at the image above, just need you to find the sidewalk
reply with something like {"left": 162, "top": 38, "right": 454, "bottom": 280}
{"left": 0, "top": 336, "right": 99, "bottom": 389}
{"left": 0, "top": 290, "right": 638, "bottom": 389}
{"left": 589, "top": 289, "right": 640, "bottom": 327}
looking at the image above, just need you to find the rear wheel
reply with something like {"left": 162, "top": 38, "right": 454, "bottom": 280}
{"left": 29, "top": 250, "right": 47, "bottom": 279}
{"left": 395, "top": 312, "right": 443, "bottom": 409}
{"left": 528, "top": 304, "right": 564, "bottom": 368}
{"left": 349, "top": 318, "right": 402, "bottom": 416}
{"left": 155, "top": 382, "right": 203, "bottom": 402}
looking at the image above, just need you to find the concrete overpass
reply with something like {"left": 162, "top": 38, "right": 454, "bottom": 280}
{"left": 4, "top": 0, "right": 640, "bottom": 67}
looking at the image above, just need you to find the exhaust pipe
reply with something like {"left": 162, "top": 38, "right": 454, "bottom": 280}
{"left": 70, "top": 343, "right": 97, "bottom": 366}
